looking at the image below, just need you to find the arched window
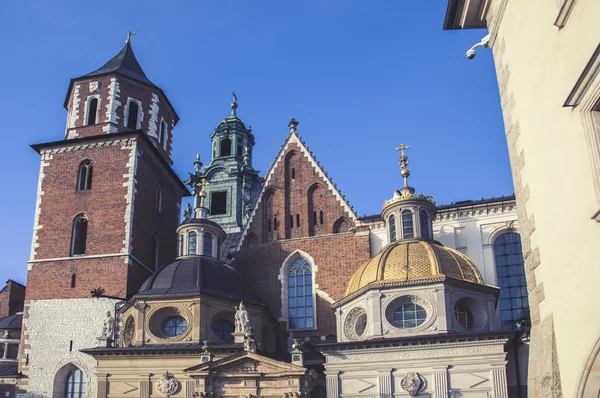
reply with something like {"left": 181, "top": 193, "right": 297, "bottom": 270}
{"left": 220, "top": 138, "right": 232, "bottom": 157}
{"left": 203, "top": 232, "right": 212, "bottom": 256}
{"left": 86, "top": 98, "right": 98, "bottom": 125}
{"left": 389, "top": 215, "right": 397, "bottom": 242}
{"left": 127, "top": 101, "right": 139, "bottom": 130}
{"left": 402, "top": 210, "right": 414, "bottom": 239}
{"left": 419, "top": 210, "right": 429, "bottom": 239}
{"left": 159, "top": 120, "right": 167, "bottom": 148}
{"left": 155, "top": 185, "right": 163, "bottom": 213}
{"left": 178, "top": 235, "right": 184, "bottom": 257}
{"left": 211, "top": 320, "right": 234, "bottom": 342}
{"left": 71, "top": 215, "right": 88, "bottom": 256}
{"left": 319, "top": 210, "right": 324, "bottom": 225}
{"left": 65, "top": 367, "right": 86, "bottom": 398}
{"left": 188, "top": 232, "right": 197, "bottom": 255}
{"left": 494, "top": 232, "right": 529, "bottom": 329}
{"left": 151, "top": 235, "right": 159, "bottom": 269}
{"left": 77, "top": 160, "right": 93, "bottom": 191}
{"left": 288, "top": 258, "right": 314, "bottom": 329}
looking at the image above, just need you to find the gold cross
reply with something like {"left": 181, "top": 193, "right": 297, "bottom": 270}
{"left": 197, "top": 178, "right": 209, "bottom": 191}
{"left": 395, "top": 143, "right": 410, "bottom": 156}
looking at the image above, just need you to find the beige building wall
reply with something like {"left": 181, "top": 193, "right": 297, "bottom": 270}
{"left": 444, "top": 0, "right": 600, "bottom": 396}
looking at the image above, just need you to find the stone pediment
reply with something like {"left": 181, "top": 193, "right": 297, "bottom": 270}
{"left": 184, "top": 352, "right": 307, "bottom": 377}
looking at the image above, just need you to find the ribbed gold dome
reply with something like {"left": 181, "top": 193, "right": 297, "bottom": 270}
{"left": 345, "top": 240, "right": 484, "bottom": 297}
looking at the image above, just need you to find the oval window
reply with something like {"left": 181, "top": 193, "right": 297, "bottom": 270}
{"left": 162, "top": 316, "right": 188, "bottom": 337}
{"left": 454, "top": 304, "right": 474, "bottom": 331}
{"left": 354, "top": 313, "right": 367, "bottom": 337}
{"left": 391, "top": 303, "right": 427, "bottom": 328}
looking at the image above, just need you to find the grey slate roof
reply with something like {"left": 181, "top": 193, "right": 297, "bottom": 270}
{"left": 81, "top": 42, "right": 156, "bottom": 87}
{"left": 136, "top": 256, "right": 260, "bottom": 304}
{"left": 0, "top": 314, "right": 22, "bottom": 330}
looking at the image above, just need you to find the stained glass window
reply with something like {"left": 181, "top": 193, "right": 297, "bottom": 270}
{"left": 494, "top": 232, "right": 529, "bottom": 329}
{"left": 288, "top": 258, "right": 314, "bottom": 329}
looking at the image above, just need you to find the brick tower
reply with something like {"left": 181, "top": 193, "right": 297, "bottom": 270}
{"left": 18, "top": 38, "right": 188, "bottom": 397}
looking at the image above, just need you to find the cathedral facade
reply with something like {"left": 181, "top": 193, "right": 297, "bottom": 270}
{"left": 17, "top": 40, "right": 527, "bottom": 398}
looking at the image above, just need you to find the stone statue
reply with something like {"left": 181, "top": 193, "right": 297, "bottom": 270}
{"left": 234, "top": 302, "right": 250, "bottom": 333}
{"left": 183, "top": 203, "right": 193, "bottom": 220}
{"left": 102, "top": 311, "right": 114, "bottom": 338}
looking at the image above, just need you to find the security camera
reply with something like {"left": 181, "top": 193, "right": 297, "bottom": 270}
{"left": 466, "top": 34, "right": 490, "bottom": 60}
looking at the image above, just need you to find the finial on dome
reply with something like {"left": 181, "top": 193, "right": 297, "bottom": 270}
{"left": 395, "top": 143, "right": 411, "bottom": 188}
{"left": 231, "top": 91, "right": 238, "bottom": 116}
{"left": 288, "top": 118, "right": 299, "bottom": 133}
{"left": 126, "top": 30, "right": 138, "bottom": 44}
{"left": 194, "top": 154, "right": 203, "bottom": 173}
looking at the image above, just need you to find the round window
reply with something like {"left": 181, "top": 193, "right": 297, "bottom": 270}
{"left": 354, "top": 313, "right": 367, "bottom": 336}
{"left": 391, "top": 303, "right": 427, "bottom": 328}
{"left": 163, "top": 316, "right": 188, "bottom": 337}
{"left": 454, "top": 304, "right": 474, "bottom": 330}
{"left": 212, "top": 320, "right": 234, "bottom": 341}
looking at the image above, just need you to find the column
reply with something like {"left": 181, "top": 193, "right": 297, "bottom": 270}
{"left": 491, "top": 367, "right": 508, "bottom": 398}
{"left": 378, "top": 371, "right": 392, "bottom": 398}
{"left": 198, "top": 229, "right": 204, "bottom": 256}
{"left": 2, "top": 343, "right": 7, "bottom": 359}
{"left": 97, "top": 375, "right": 108, "bottom": 398}
{"left": 432, "top": 367, "right": 448, "bottom": 398}
{"left": 325, "top": 371, "right": 340, "bottom": 398}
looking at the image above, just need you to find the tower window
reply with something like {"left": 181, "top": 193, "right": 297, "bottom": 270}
{"left": 71, "top": 215, "right": 88, "bottom": 256}
{"left": 389, "top": 215, "right": 397, "bottom": 242}
{"left": 419, "top": 210, "right": 429, "bottom": 239}
{"left": 127, "top": 101, "right": 139, "bottom": 130}
{"left": 155, "top": 185, "right": 163, "bottom": 213}
{"left": 203, "top": 232, "right": 213, "bottom": 256}
{"left": 292, "top": 168, "right": 296, "bottom": 180}
{"left": 152, "top": 234, "right": 159, "bottom": 269}
{"left": 220, "top": 138, "right": 232, "bottom": 157}
{"left": 296, "top": 214, "right": 300, "bottom": 228}
{"left": 402, "top": 210, "right": 414, "bottom": 239}
{"left": 494, "top": 232, "right": 529, "bottom": 329}
{"left": 188, "top": 232, "right": 197, "bottom": 255}
{"left": 159, "top": 120, "right": 167, "bottom": 148}
{"left": 319, "top": 210, "right": 324, "bottom": 225}
{"left": 71, "top": 274, "right": 76, "bottom": 288}
{"left": 210, "top": 191, "right": 227, "bottom": 215}
{"left": 289, "top": 215, "right": 294, "bottom": 228}
{"left": 237, "top": 142, "right": 243, "bottom": 156}
{"left": 268, "top": 219, "right": 272, "bottom": 232}
{"left": 77, "top": 160, "right": 93, "bottom": 191}
{"left": 274, "top": 217, "right": 278, "bottom": 230}
{"left": 86, "top": 98, "right": 98, "bottom": 125}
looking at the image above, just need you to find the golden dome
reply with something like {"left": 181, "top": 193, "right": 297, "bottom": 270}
{"left": 345, "top": 239, "right": 485, "bottom": 297}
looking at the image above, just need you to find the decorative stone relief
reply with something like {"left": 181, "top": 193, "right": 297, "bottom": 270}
{"left": 343, "top": 307, "right": 366, "bottom": 341}
{"left": 89, "top": 81, "right": 99, "bottom": 92}
{"left": 157, "top": 371, "right": 180, "bottom": 396}
{"left": 122, "top": 316, "right": 135, "bottom": 346}
{"left": 400, "top": 372, "right": 425, "bottom": 396}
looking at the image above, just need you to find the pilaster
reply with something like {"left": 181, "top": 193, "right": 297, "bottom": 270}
{"left": 378, "top": 370, "right": 392, "bottom": 398}
{"left": 432, "top": 366, "right": 449, "bottom": 398}
{"left": 325, "top": 371, "right": 340, "bottom": 398}
{"left": 491, "top": 366, "right": 508, "bottom": 398}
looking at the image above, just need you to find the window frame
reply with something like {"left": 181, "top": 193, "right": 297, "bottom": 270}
{"left": 210, "top": 191, "right": 228, "bottom": 216}
{"left": 187, "top": 231, "right": 197, "bottom": 255}
{"left": 76, "top": 160, "right": 93, "bottom": 191}
{"left": 280, "top": 251, "right": 318, "bottom": 332}
{"left": 71, "top": 214, "right": 88, "bottom": 256}
{"left": 402, "top": 210, "right": 414, "bottom": 239}
{"left": 203, "top": 232, "right": 213, "bottom": 256}
{"left": 287, "top": 258, "right": 315, "bottom": 330}
{"left": 389, "top": 214, "right": 397, "bottom": 242}
{"left": 85, "top": 96, "right": 100, "bottom": 126}
{"left": 65, "top": 368, "right": 86, "bottom": 398}
{"left": 125, "top": 98, "right": 142, "bottom": 130}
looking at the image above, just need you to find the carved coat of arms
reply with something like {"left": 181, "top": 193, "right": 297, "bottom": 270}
{"left": 157, "top": 371, "right": 180, "bottom": 396}
{"left": 400, "top": 372, "right": 425, "bottom": 396}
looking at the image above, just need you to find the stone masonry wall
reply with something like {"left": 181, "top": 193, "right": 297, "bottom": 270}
{"left": 18, "top": 298, "right": 116, "bottom": 398}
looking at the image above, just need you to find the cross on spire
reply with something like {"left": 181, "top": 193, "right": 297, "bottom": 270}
{"left": 231, "top": 91, "right": 238, "bottom": 116}
{"left": 395, "top": 143, "right": 411, "bottom": 188}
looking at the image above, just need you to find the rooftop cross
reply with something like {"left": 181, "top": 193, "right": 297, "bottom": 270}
{"left": 196, "top": 178, "right": 210, "bottom": 208}
{"left": 395, "top": 143, "right": 411, "bottom": 187}
{"left": 231, "top": 91, "right": 238, "bottom": 116}
{"left": 126, "top": 31, "right": 138, "bottom": 44}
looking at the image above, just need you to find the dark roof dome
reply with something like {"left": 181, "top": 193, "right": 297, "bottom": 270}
{"left": 82, "top": 42, "right": 156, "bottom": 87}
{"left": 136, "top": 256, "right": 260, "bottom": 304}
{"left": 0, "top": 313, "right": 22, "bottom": 330}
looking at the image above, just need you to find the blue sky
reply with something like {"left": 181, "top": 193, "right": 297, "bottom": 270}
{"left": 0, "top": 1, "right": 511, "bottom": 285}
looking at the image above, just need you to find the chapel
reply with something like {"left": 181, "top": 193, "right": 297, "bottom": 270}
{"left": 16, "top": 39, "right": 529, "bottom": 398}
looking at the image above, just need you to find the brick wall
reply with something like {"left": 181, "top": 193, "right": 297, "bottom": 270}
{"left": 0, "top": 281, "right": 25, "bottom": 318}
{"left": 235, "top": 232, "right": 371, "bottom": 340}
